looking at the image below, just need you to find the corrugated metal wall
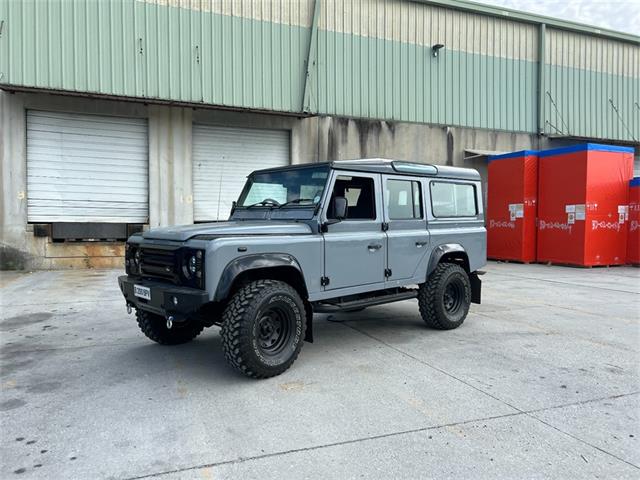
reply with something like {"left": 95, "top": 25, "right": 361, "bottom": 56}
{"left": 313, "top": 0, "right": 538, "bottom": 132}
{"left": 0, "top": 0, "right": 638, "bottom": 141}
{"left": 0, "top": 0, "right": 313, "bottom": 112}
{"left": 544, "top": 28, "right": 640, "bottom": 142}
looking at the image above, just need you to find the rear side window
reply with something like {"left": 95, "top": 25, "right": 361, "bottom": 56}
{"left": 430, "top": 182, "right": 477, "bottom": 217}
{"left": 386, "top": 179, "right": 422, "bottom": 220}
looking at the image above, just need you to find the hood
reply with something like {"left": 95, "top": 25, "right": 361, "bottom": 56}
{"left": 141, "top": 221, "right": 313, "bottom": 242}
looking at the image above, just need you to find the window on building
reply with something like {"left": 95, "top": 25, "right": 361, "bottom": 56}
{"left": 430, "top": 182, "right": 477, "bottom": 217}
{"left": 328, "top": 176, "right": 376, "bottom": 220}
{"left": 386, "top": 180, "right": 422, "bottom": 220}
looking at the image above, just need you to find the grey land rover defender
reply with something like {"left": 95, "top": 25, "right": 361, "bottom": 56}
{"left": 118, "top": 159, "right": 486, "bottom": 378}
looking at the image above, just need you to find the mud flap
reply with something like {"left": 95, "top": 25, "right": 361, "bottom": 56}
{"left": 470, "top": 272, "right": 482, "bottom": 304}
{"left": 304, "top": 302, "right": 314, "bottom": 343}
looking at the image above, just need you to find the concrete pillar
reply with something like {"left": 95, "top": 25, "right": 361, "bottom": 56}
{"left": 148, "top": 105, "right": 194, "bottom": 227}
{"left": 0, "top": 91, "right": 33, "bottom": 269}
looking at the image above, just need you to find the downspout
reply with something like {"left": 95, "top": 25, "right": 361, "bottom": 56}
{"left": 537, "top": 23, "right": 546, "bottom": 137}
{"left": 302, "top": 0, "right": 321, "bottom": 114}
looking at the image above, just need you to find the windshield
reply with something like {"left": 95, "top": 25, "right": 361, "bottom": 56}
{"left": 237, "top": 165, "right": 330, "bottom": 208}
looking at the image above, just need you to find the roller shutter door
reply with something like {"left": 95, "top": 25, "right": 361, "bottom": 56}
{"left": 26, "top": 110, "right": 148, "bottom": 223}
{"left": 192, "top": 125, "right": 290, "bottom": 221}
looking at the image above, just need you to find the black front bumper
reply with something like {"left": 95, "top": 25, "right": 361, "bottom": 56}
{"left": 118, "top": 275, "right": 209, "bottom": 319}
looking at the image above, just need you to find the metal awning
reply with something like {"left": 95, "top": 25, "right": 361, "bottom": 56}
{"left": 463, "top": 149, "right": 508, "bottom": 161}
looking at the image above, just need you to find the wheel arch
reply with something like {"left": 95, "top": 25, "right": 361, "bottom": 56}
{"left": 215, "top": 253, "right": 308, "bottom": 301}
{"left": 426, "top": 244, "right": 481, "bottom": 305}
{"left": 427, "top": 243, "right": 470, "bottom": 275}
{"left": 215, "top": 253, "right": 313, "bottom": 342}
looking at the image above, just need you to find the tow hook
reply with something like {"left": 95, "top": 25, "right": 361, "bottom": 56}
{"left": 126, "top": 304, "right": 132, "bottom": 315}
{"left": 166, "top": 316, "right": 174, "bottom": 330}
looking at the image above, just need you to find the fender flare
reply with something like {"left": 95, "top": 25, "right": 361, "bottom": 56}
{"left": 214, "top": 253, "right": 313, "bottom": 342}
{"left": 426, "top": 243, "right": 481, "bottom": 304}
{"left": 214, "top": 253, "right": 306, "bottom": 302}
{"left": 426, "top": 243, "right": 468, "bottom": 277}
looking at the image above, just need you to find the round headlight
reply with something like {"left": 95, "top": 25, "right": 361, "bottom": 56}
{"left": 189, "top": 255, "right": 197, "bottom": 274}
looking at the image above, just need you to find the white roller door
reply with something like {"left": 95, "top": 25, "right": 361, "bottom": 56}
{"left": 26, "top": 110, "right": 148, "bottom": 223}
{"left": 192, "top": 125, "right": 290, "bottom": 221}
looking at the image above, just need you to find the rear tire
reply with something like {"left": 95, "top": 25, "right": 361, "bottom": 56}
{"left": 418, "top": 262, "right": 471, "bottom": 330}
{"left": 136, "top": 309, "right": 204, "bottom": 345}
{"left": 220, "top": 279, "right": 306, "bottom": 379}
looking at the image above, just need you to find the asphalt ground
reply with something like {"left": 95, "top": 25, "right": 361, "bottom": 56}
{"left": 0, "top": 262, "right": 638, "bottom": 479}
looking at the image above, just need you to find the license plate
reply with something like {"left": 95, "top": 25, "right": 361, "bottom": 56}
{"left": 133, "top": 284, "right": 151, "bottom": 301}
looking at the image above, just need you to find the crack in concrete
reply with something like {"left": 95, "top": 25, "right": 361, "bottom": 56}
{"left": 0, "top": 340, "right": 143, "bottom": 356}
{"left": 121, "top": 389, "right": 639, "bottom": 480}
{"left": 486, "top": 270, "right": 640, "bottom": 295}
{"left": 343, "top": 323, "right": 640, "bottom": 471}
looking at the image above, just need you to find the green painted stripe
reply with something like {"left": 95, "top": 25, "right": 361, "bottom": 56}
{"left": 316, "top": 30, "right": 539, "bottom": 133}
{"left": 544, "top": 64, "right": 640, "bottom": 141}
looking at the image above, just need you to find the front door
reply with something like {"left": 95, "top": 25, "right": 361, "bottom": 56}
{"left": 383, "top": 176, "right": 430, "bottom": 281}
{"left": 322, "top": 172, "right": 386, "bottom": 290}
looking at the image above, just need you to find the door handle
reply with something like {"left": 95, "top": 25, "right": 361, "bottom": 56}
{"left": 367, "top": 244, "right": 382, "bottom": 251}
{"left": 415, "top": 241, "right": 428, "bottom": 248}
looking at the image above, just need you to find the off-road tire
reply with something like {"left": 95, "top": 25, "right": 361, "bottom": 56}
{"left": 220, "top": 279, "right": 306, "bottom": 379}
{"left": 418, "top": 262, "right": 471, "bottom": 330}
{"left": 136, "top": 309, "right": 204, "bottom": 345}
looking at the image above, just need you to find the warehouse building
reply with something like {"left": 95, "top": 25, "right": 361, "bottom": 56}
{"left": 1, "top": 0, "right": 638, "bottom": 269}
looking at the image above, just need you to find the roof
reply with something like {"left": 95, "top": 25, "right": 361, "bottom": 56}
{"left": 253, "top": 159, "right": 481, "bottom": 181}
{"left": 488, "top": 150, "right": 538, "bottom": 162}
{"left": 418, "top": 0, "right": 639, "bottom": 45}
{"left": 538, "top": 143, "right": 636, "bottom": 157}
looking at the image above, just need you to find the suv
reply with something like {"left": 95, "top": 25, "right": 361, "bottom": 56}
{"left": 119, "top": 159, "right": 486, "bottom": 378}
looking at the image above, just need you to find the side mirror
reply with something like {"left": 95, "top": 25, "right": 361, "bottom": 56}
{"left": 322, "top": 196, "right": 348, "bottom": 231}
{"left": 333, "top": 196, "right": 347, "bottom": 220}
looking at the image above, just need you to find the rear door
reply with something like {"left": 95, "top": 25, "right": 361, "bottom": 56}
{"left": 383, "top": 175, "right": 429, "bottom": 281}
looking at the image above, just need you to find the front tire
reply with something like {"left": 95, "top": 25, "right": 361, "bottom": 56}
{"left": 136, "top": 309, "right": 204, "bottom": 345}
{"left": 220, "top": 279, "right": 306, "bottom": 379}
{"left": 418, "top": 263, "right": 471, "bottom": 330}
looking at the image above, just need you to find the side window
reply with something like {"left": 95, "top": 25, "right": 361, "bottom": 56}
{"left": 430, "top": 182, "right": 477, "bottom": 217}
{"left": 387, "top": 179, "right": 422, "bottom": 220}
{"left": 328, "top": 175, "right": 376, "bottom": 220}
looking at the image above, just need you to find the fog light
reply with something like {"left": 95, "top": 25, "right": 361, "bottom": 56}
{"left": 172, "top": 296, "right": 178, "bottom": 306}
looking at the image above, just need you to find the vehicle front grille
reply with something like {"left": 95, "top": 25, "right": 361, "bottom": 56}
{"left": 139, "top": 247, "right": 178, "bottom": 283}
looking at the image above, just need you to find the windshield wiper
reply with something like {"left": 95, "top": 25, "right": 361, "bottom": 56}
{"left": 278, "top": 198, "right": 315, "bottom": 208}
{"left": 246, "top": 199, "right": 281, "bottom": 209}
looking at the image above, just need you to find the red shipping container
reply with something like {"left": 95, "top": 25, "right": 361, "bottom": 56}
{"left": 628, "top": 177, "right": 640, "bottom": 265}
{"left": 487, "top": 150, "right": 538, "bottom": 262}
{"left": 537, "top": 144, "right": 634, "bottom": 267}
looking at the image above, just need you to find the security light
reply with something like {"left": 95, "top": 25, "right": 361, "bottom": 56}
{"left": 432, "top": 44, "right": 445, "bottom": 57}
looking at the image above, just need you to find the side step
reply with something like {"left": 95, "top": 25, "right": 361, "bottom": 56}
{"left": 313, "top": 288, "right": 418, "bottom": 313}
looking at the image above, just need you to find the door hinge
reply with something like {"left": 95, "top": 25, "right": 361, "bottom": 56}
{"left": 384, "top": 268, "right": 392, "bottom": 278}
{"left": 381, "top": 222, "right": 389, "bottom": 232}
{"left": 321, "top": 276, "right": 330, "bottom": 286}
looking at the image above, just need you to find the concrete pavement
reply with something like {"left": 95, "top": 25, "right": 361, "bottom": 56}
{"left": 0, "top": 262, "right": 638, "bottom": 479}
